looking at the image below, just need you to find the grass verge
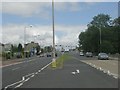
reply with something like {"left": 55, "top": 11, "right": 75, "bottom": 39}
{"left": 51, "top": 53, "right": 71, "bottom": 69}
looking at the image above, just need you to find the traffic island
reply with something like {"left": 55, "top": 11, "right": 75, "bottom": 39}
{"left": 51, "top": 54, "right": 71, "bottom": 69}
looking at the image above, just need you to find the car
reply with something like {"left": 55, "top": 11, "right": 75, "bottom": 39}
{"left": 40, "top": 54, "right": 44, "bottom": 57}
{"left": 55, "top": 53, "right": 57, "bottom": 57}
{"left": 98, "top": 53, "right": 109, "bottom": 60}
{"left": 80, "top": 52, "right": 84, "bottom": 56}
{"left": 86, "top": 52, "right": 93, "bottom": 57}
{"left": 47, "top": 53, "right": 52, "bottom": 57}
{"left": 16, "top": 52, "right": 22, "bottom": 58}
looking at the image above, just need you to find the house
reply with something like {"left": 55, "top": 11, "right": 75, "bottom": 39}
{"left": 24, "top": 42, "right": 39, "bottom": 57}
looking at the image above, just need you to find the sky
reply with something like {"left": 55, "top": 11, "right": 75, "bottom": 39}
{"left": 0, "top": 1, "right": 119, "bottom": 47}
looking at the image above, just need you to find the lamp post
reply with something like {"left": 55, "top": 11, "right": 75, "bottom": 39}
{"left": 52, "top": 0, "right": 56, "bottom": 68}
{"left": 24, "top": 25, "right": 32, "bottom": 58}
{"left": 99, "top": 27, "right": 102, "bottom": 53}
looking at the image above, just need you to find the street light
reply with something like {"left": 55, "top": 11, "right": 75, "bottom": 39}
{"left": 99, "top": 27, "right": 102, "bottom": 53}
{"left": 52, "top": 0, "right": 56, "bottom": 68}
{"left": 24, "top": 25, "right": 32, "bottom": 58}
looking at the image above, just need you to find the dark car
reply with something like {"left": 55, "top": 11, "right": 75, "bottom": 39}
{"left": 86, "top": 52, "right": 93, "bottom": 57}
{"left": 47, "top": 53, "right": 51, "bottom": 57}
{"left": 16, "top": 52, "right": 22, "bottom": 58}
{"left": 55, "top": 53, "right": 57, "bottom": 57}
{"left": 98, "top": 53, "right": 109, "bottom": 60}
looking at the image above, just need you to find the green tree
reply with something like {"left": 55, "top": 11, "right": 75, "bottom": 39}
{"left": 78, "top": 14, "right": 119, "bottom": 54}
{"left": 88, "top": 14, "right": 111, "bottom": 28}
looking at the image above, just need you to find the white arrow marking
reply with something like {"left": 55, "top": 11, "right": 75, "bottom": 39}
{"left": 71, "top": 72, "right": 76, "bottom": 74}
{"left": 76, "top": 69, "right": 80, "bottom": 73}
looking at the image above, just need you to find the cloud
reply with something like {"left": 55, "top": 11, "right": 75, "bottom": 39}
{"left": 2, "top": 2, "right": 82, "bottom": 18}
{"left": 2, "top": 2, "right": 51, "bottom": 18}
{"left": 2, "top": 24, "right": 87, "bottom": 46}
{"left": 54, "top": 2, "right": 81, "bottom": 12}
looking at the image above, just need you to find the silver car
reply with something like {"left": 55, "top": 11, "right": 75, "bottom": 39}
{"left": 80, "top": 52, "right": 84, "bottom": 56}
{"left": 98, "top": 53, "right": 109, "bottom": 60}
{"left": 86, "top": 52, "right": 93, "bottom": 57}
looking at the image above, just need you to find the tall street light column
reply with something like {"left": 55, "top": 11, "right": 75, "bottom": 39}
{"left": 99, "top": 27, "right": 102, "bottom": 53}
{"left": 52, "top": 0, "right": 56, "bottom": 68}
{"left": 24, "top": 25, "right": 32, "bottom": 58}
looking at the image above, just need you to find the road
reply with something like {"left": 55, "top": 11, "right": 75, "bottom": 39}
{"left": 2, "top": 51, "right": 118, "bottom": 89}
{"left": 2, "top": 56, "right": 53, "bottom": 89}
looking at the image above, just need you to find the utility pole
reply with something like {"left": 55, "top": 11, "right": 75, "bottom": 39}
{"left": 99, "top": 27, "right": 102, "bottom": 53}
{"left": 52, "top": 0, "right": 56, "bottom": 68}
{"left": 24, "top": 25, "right": 32, "bottom": 58}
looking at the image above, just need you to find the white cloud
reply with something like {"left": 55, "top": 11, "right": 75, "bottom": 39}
{"left": 1, "top": 2, "right": 82, "bottom": 18}
{"left": 54, "top": 2, "right": 81, "bottom": 12}
{"left": 2, "top": 2, "right": 51, "bottom": 18}
{"left": 2, "top": 24, "right": 87, "bottom": 46}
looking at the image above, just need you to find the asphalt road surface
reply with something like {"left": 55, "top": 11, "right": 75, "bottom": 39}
{"left": 2, "top": 56, "right": 53, "bottom": 89}
{"left": 2, "top": 51, "right": 118, "bottom": 89}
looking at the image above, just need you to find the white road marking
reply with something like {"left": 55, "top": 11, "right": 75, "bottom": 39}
{"left": 76, "top": 69, "right": 80, "bottom": 73}
{"left": 35, "top": 72, "right": 38, "bottom": 74}
{"left": 22, "top": 77, "right": 25, "bottom": 81}
{"left": 25, "top": 73, "right": 35, "bottom": 77}
{"left": 4, "top": 79, "right": 23, "bottom": 90}
{"left": 71, "top": 72, "right": 76, "bottom": 74}
{"left": 113, "top": 76, "right": 118, "bottom": 79}
{"left": 1, "top": 58, "right": 38, "bottom": 68}
{"left": 1, "top": 62, "right": 23, "bottom": 68}
{"left": 4, "top": 60, "right": 53, "bottom": 89}
{"left": 14, "top": 83, "right": 23, "bottom": 88}
{"left": 25, "top": 78, "right": 30, "bottom": 82}
{"left": 12, "top": 67, "right": 20, "bottom": 71}
{"left": 99, "top": 67, "right": 102, "bottom": 71}
{"left": 73, "top": 57, "right": 119, "bottom": 79}
{"left": 38, "top": 70, "right": 41, "bottom": 72}
{"left": 103, "top": 70, "right": 107, "bottom": 73}
{"left": 31, "top": 75, "right": 35, "bottom": 77}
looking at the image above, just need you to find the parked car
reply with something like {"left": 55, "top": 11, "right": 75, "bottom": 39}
{"left": 98, "top": 53, "right": 109, "bottom": 60}
{"left": 86, "top": 52, "right": 93, "bottom": 57}
{"left": 40, "top": 54, "right": 44, "bottom": 57}
{"left": 80, "top": 52, "right": 84, "bottom": 56}
{"left": 55, "top": 53, "right": 57, "bottom": 57}
{"left": 47, "top": 53, "right": 51, "bottom": 57}
{"left": 16, "top": 52, "right": 22, "bottom": 58}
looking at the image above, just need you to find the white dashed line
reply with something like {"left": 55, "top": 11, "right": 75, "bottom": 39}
{"left": 25, "top": 78, "right": 30, "bottom": 82}
{"left": 12, "top": 67, "right": 20, "bottom": 71}
{"left": 31, "top": 75, "right": 35, "bottom": 77}
{"left": 14, "top": 83, "right": 23, "bottom": 88}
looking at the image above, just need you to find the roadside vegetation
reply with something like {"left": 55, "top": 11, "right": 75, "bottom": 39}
{"left": 78, "top": 14, "right": 120, "bottom": 55}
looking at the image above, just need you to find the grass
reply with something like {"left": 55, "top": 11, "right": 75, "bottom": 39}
{"left": 51, "top": 53, "right": 71, "bottom": 69}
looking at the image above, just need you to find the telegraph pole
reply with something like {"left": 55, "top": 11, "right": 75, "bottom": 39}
{"left": 52, "top": 0, "right": 56, "bottom": 68}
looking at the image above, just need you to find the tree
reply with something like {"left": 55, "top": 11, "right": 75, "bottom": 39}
{"left": 78, "top": 14, "right": 119, "bottom": 54}
{"left": 112, "top": 17, "right": 120, "bottom": 53}
{"left": 88, "top": 14, "right": 111, "bottom": 28}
